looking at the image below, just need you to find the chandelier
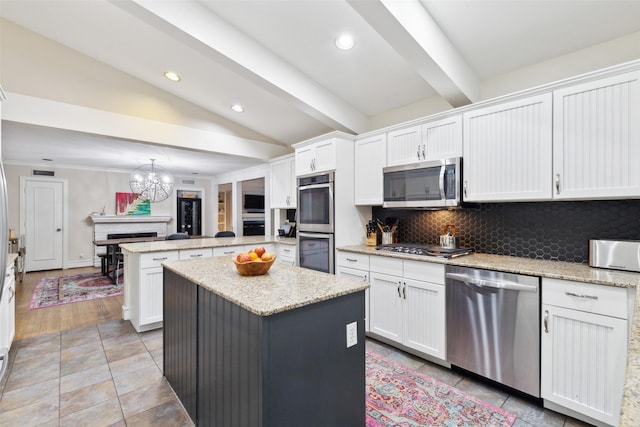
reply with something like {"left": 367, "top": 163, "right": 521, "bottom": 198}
{"left": 129, "top": 159, "right": 174, "bottom": 203}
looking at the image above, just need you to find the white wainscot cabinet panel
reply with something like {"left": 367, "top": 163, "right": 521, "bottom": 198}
{"left": 369, "top": 272, "right": 403, "bottom": 342}
{"left": 355, "top": 133, "right": 386, "bottom": 205}
{"left": 295, "top": 139, "right": 336, "bottom": 176}
{"left": 463, "top": 93, "right": 553, "bottom": 202}
{"left": 386, "top": 125, "right": 423, "bottom": 166}
{"left": 336, "top": 265, "right": 370, "bottom": 332}
{"left": 553, "top": 71, "right": 640, "bottom": 200}
{"left": 402, "top": 278, "right": 446, "bottom": 359}
{"left": 270, "top": 155, "right": 296, "bottom": 208}
{"left": 421, "top": 115, "right": 462, "bottom": 160}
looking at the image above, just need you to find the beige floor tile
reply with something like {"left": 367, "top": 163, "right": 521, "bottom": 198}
{"left": 60, "top": 379, "right": 118, "bottom": 417}
{"left": 103, "top": 339, "right": 148, "bottom": 363}
{"left": 0, "top": 377, "right": 59, "bottom": 412}
{"left": 141, "top": 334, "right": 163, "bottom": 352}
{"left": 449, "top": 376, "right": 510, "bottom": 408}
{"left": 61, "top": 347, "right": 108, "bottom": 376}
{"left": 112, "top": 364, "right": 163, "bottom": 396}
{"left": 60, "top": 363, "right": 112, "bottom": 394}
{"left": 61, "top": 325, "right": 101, "bottom": 349}
{"left": 385, "top": 349, "right": 426, "bottom": 370}
{"left": 97, "top": 320, "right": 137, "bottom": 341}
{"left": 108, "top": 351, "right": 155, "bottom": 377}
{"left": 100, "top": 331, "right": 141, "bottom": 350}
{"left": 365, "top": 339, "right": 394, "bottom": 357}
{"left": 118, "top": 379, "right": 176, "bottom": 418}
{"left": 502, "top": 395, "right": 566, "bottom": 427}
{"left": 57, "top": 397, "right": 123, "bottom": 427}
{"left": 0, "top": 393, "right": 59, "bottom": 426}
{"left": 124, "top": 399, "right": 194, "bottom": 427}
{"left": 415, "top": 361, "right": 464, "bottom": 387}
{"left": 13, "top": 334, "right": 61, "bottom": 364}
{"left": 61, "top": 339, "right": 105, "bottom": 362}
{"left": 5, "top": 351, "right": 60, "bottom": 392}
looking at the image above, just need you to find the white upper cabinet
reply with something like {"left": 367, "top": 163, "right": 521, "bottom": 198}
{"left": 354, "top": 133, "right": 387, "bottom": 205}
{"left": 295, "top": 138, "right": 336, "bottom": 176}
{"left": 463, "top": 93, "right": 553, "bottom": 202}
{"left": 552, "top": 71, "right": 640, "bottom": 200}
{"left": 386, "top": 125, "right": 423, "bottom": 166}
{"left": 421, "top": 115, "right": 463, "bottom": 160}
{"left": 270, "top": 155, "right": 296, "bottom": 208}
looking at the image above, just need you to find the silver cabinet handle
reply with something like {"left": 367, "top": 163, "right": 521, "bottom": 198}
{"left": 8, "top": 286, "right": 15, "bottom": 303}
{"left": 544, "top": 310, "right": 549, "bottom": 333}
{"left": 463, "top": 181, "right": 468, "bottom": 198}
{"left": 565, "top": 291, "right": 598, "bottom": 300}
{"left": 416, "top": 146, "right": 421, "bottom": 160}
{"left": 346, "top": 258, "right": 358, "bottom": 262}
{"left": 555, "top": 174, "right": 561, "bottom": 195}
{"left": 403, "top": 282, "right": 406, "bottom": 299}
{"left": 397, "top": 281, "right": 402, "bottom": 298}
{"left": 223, "top": 250, "right": 235, "bottom": 255}
{"left": 283, "top": 248, "right": 291, "bottom": 253}
{"left": 152, "top": 257, "right": 168, "bottom": 261}
{"left": 446, "top": 272, "right": 538, "bottom": 292}
{"left": 363, "top": 274, "right": 368, "bottom": 282}
{"left": 422, "top": 144, "right": 426, "bottom": 160}
{"left": 190, "top": 254, "right": 203, "bottom": 258}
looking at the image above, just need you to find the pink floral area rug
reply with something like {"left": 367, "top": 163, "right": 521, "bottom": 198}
{"left": 366, "top": 350, "right": 518, "bottom": 427}
{"left": 29, "top": 272, "right": 123, "bottom": 310}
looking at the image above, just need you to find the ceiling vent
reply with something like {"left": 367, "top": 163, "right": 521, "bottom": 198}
{"left": 32, "top": 170, "right": 55, "bottom": 176}
{"left": 181, "top": 179, "right": 196, "bottom": 185}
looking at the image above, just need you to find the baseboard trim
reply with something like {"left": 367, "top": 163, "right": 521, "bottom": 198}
{"left": 67, "top": 259, "right": 94, "bottom": 269}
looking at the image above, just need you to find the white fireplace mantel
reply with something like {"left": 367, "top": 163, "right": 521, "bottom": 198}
{"left": 90, "top": 215, "right": 172, "bottom": 224}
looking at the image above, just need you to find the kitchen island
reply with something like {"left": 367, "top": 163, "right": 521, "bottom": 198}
{"left": 162, "top": 256, "right": 368, "bottom": 426}
{"left": 119, "top": 236, "right": 296, "bottom": 331}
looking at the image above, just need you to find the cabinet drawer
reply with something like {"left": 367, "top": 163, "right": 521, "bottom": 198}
{"left": 140, "top": 251, "right": 179, "bottom": 269}
{"left": 336, "top": 251, "right": 369, "bottom": 270}
{"left": 369, "top": 255, "right": 402, "bottom": 276}
{"left": 403, "top": 260, "right": 445, "bottom": 284}
{"left": 278, "top": 245, "right": 297, "bottom": 258}
{"left": 542, "top": 278, "right": 628, "bottom": 319}
{"left": 180, "top": 248, "right": 213, "bottom": 260}
{"left": 213, "top": 246, "right": 244, "bottom": 257}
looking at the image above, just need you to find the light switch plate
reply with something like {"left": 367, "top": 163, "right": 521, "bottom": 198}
{"left": 346, "top": 321, "right": 357, "bottom": 348}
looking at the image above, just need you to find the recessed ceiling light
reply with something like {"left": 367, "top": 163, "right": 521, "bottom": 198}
{"left": 163, "top": 71, "right": 181, "bottom": 82}
{"left": 335, "top": 33, "right": 354, "bottom": 50}
{"left": 231, "top": 104, "right": 245, "bottom": 113}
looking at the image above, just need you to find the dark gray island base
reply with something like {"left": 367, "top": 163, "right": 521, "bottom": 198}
{"left": 162, "top": 257, "right": 367, "bottom": 426}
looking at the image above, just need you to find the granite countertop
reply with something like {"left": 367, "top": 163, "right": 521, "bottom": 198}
{"left": 163, "top": 256, "right": 369, "bottom": 316}
{"left": 120, "top": 236, "right": 296, "bottom": 253}
{"left": 338, "top": 244, "right": 640, "bottom": 426}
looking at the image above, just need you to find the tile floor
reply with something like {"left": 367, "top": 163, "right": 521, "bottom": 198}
{"left": 0, "top": 320, "right": 592, "bottom": 426}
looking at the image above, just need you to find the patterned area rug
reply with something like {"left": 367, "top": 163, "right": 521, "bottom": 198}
{"left": 29, "top": 272, "right": 123, "bottom": 309}
{"left": 366, "top": 350, "right": 517, "bottom": 427}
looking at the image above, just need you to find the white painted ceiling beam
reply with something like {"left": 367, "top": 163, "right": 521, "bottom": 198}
{"left": 112, "top": 0, "right": 369, "bottom": 135}
{"left": 348, "top": 0, "right": 479, "bottom": 107}
{"left": 3, "top": 93, "right": 289, "bottom": 160}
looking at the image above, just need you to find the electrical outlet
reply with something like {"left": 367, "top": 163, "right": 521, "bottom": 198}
{"left": 346, "top": 321, "right": 357, "bottom": 348}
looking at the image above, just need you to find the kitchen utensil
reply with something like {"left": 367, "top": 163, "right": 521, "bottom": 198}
{"left": 382, "top": 232, "right": 394, "bottom": 245}
{"left": 440, "top": 224, "right": 460, "bottom": 249}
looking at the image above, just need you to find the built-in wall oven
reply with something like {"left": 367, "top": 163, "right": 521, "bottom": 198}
{"left": 297, "top": 172, "right": 334, "bottom": 273}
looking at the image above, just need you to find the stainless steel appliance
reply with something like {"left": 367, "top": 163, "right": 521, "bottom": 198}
{"left": 589, "top": 239, "right": 640, "bottom": 272}
{"left": 376, "top": 243, "right": 472, "bottom": 258}
{"left": 297, "top": 172, "right": 334, "bottom": 273}
{"left": 298, "top": 232, "right": 334, "bottom": 274}
{"left": 383, "top": 157, "right": 461, "bottom": 208}
{"left": 445, "top": 265, "right": 541, "bottom": 398}
{"left": 297, "top": 172, "right": 334, "bottom": 233}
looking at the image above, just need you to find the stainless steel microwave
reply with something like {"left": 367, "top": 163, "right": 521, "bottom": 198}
{"left": 383, "top": 157, "right": 462, "bottom": 208}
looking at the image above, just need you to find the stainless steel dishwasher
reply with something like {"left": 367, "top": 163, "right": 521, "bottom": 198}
{"left": 445, "top": 265, "right": 541, "bottom": 397}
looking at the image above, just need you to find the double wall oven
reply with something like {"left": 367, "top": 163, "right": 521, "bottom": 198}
{"left": 297, "top": 172, "right": 334, "bottom": 274}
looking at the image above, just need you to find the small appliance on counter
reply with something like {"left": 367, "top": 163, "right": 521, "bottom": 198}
{"left": 589, "top": 239, "right": 640, "bottom": 272}
{"left": 439, "top": 224, "right": 459, "bottom": 249}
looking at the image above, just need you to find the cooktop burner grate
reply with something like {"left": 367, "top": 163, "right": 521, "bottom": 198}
{"left": 376, "top": 243, "right": 473, "bottom": 258}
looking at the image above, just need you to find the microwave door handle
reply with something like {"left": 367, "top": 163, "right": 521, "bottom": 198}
{"left": 438, "top": 165, "right": 446, "bottom": 199}
{"left": 299, "top": 183, "right": 331, "bottom": 191}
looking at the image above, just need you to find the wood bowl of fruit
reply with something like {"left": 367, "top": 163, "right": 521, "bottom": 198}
{"left": 233, "top": 246, "right": 277, "bottom": 276}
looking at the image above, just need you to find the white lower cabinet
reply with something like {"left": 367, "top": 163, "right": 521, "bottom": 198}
{"left": 179, "top": 248, "right": 213, "bottom": 260}
{"left": 1, "top": 264, "right": 16, "bottom": 351}
{"left": 277, "top": 244, "right": 296, "bottom": 266}
{"left": 336, "top": 251, "right": 370, "bottom": 332}
{"left": 541, "top": 278, "right": 628, "bottom": 427}
{"left": 368, "top": 256, "right": 446, "bottom": 360}
{"left": 213, "top": 245, "right": 245, "bottom": 257}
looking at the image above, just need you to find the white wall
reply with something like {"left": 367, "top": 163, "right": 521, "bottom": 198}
{"left": 4, "top": 163, "right": 214, "bottom": 267}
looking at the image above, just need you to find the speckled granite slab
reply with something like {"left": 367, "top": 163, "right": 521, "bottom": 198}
{"left": 163, "top": 256, "right": 369, "bottom": 316}
{"left": 121, "top": 236, "right": 296, "bottom": 253}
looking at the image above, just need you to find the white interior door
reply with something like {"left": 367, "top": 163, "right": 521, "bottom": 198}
{"left": 24, "top": 179, "right": 63, "bottom": 271}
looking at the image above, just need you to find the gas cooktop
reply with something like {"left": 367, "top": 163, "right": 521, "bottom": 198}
{"left": 376, "top": 243, "right": 473, "bottom": 258}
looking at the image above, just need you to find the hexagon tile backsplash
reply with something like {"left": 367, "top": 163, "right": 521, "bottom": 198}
{"left": 372, "top": 199, "right": 640, "bottom": 264}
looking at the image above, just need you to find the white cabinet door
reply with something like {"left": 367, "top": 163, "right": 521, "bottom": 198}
{"left": 387, "top": 125, "right": 423, "bottom": 166}
{"left": 369, "top": 272, "right": 403, "bottom": 342}
{"left": 179, "top": 248, "right": 213, "bottom": 260}
{"left": 402, "top": 278, "right": 446, "bottom": 359}
{"left": 553, "top": 71, "right": 640, "bottom": 200}
{"left": 213, "top": 246, "right": 244, "bottom": 257}
{"left": 422, "top": 115, "right": 463, "bottom": 160}
{"left": 0, "top": 265, "right": 15, "bottom": 351}
{"left": 270, "top": 156, "right": 296, "bottom": 208}
{"left": 541, "top": 304, "right": 626, "bottom": 426}
{"left": 295, "top": 145, "right": 316, "bottom": 176}
{"left": 139, "top": 266, "right": 164, "bottom": 326}
{"left": 314, "top": 139, "right": 337, "bottom": 172}
{"left": 336, "top": 265, "right": 370, "bottom": 332}
{"left": 355, "top": 133, "right": 386, "bottom": 205}
{"left": 463, "top": 93, "right": 553, "bottom": 202}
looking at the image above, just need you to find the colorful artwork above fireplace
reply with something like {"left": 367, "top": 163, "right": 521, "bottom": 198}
{"left": 116, "top": 192, "right": 150, "bottom": 216}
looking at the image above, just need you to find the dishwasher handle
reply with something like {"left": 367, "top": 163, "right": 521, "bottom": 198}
{"left": 446, "top": 272, "right": 538, "bottom": 292}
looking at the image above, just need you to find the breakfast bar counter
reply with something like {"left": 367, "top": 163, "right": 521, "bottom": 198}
{"left": 161, "top": 257, "right": 368, "bottom": 426}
